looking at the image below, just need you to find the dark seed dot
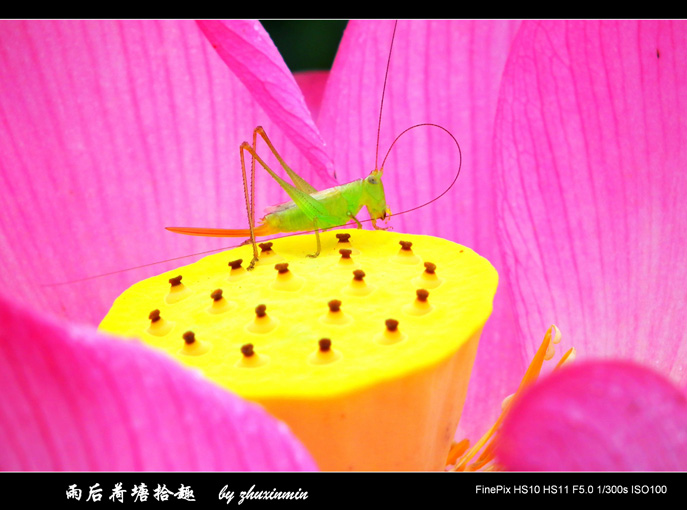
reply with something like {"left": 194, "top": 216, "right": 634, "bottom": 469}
{"left": 352, "top": 269, "right": 365, "bottom": 281}
{"left": 385, "top": 319, "right": 399, "bottom": 332}
{"left": 169, "top": 275, "right": 183, "bottom": 287}
{"left": 319, "top": 338, "right": 332, "bottom": 352}
{"left": 228, "top": 259, "right": 243, "bottom": 270}
{"left": 259, "top": 242, "right": 273, "bottom": 252}
{"left": 424, "top": 262, "right": 436, "bottom": 274}
{"left": 210, "top": 289, "right": 223, "bottom": 301}
{"left": 149, "top": 309, "right": 161, "bottom": 322}
{"left": 416, "top": 289, "right": 429, "bottom": 302}
{"left": 339, "top": 248, "right": 352, "bottom": 259}
{"left": 183, "top": 331, "right": 196, "bottom": 344}
{"left": 399, "top": 241, "right": 413, "bottom": 251}
{"left": 328, "top": 299, "right": 342, "bottom": 312}
{"left": 255, "top": 304, "right": 267, "bottom": 317}
{"left": 336, "top": 233, "right": 351, "bottom": 243}
{"left": 241, "top": 343, "right": 255, "bottom": 357}
{"left": 275, "top": 263, "right": 289, "bottom": 274}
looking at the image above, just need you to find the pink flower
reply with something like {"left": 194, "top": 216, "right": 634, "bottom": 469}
{"left": 1, "top": 19, "right": 686, "bottom": 470}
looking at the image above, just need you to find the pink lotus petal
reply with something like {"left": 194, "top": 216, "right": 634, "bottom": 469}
{"left": 0, "top": 20, "right": 329, "bottom": 326}
{"left": 0, "top": 293, "right": 316, "bottom": 470}
{"left": 196, "top": 20, "right": 335, "bottom": 186}
{"left": 494, "top": 20, "right": 687, "bottom": 384}
{"left": 496, "top": 361, "right": 687, "bottom": 471}
{"left": 319, "top": 20, "right": 522, "bottom": 441}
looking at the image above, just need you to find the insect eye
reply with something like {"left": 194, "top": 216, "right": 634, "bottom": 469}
{"left": 367, "top": 177, "right": 378, "bottom": 185}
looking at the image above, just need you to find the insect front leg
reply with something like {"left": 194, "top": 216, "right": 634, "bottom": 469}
{"left": 347, "top": 212, "right": 363, "bottom": 229}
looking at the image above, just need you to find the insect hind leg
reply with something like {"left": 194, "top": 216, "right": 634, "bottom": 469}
{"left": 240, "top": 132, "right": 260, "bottom": 270}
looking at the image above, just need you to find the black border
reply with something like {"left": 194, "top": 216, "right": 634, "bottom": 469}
{"left": 2, "top": 471, "right": 684, "bottom": 506}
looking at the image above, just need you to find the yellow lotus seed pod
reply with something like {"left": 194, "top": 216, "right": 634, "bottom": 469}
{"left": 99, "top": 229, "right": 498, "bottom": 471}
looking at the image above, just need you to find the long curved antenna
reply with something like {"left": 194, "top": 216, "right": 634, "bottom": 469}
{"left": 375, "top": 20, "right": 398, "bottom": 172}
{"left": 380, "top": 122, "right": 463, "bottom": 217}
{"left": 373, "top": 22, "right": 462, "bottom": 216}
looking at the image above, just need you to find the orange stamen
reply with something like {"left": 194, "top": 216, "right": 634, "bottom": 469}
{"left": 446, "top": 439, "right": 470, "bottom": 466}
{"left": 556, "top": 347, "right": 576, "bottom": 369}
{"left": 449, "top": 325, "right": 569, "bottom": 471}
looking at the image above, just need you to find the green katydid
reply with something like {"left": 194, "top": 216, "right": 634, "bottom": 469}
{"left": 166, "top": 21, "right": 462, "bottom": 270}
{"left": 166, "top": 125, "right": 392, "bottom": 270}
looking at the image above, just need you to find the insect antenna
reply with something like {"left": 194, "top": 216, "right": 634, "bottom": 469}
{"left": 374, "top": 20, "right": 398, "bottom": 172}
{"left": 380, "top": 122, "right": 462, "bottom": 217}
{"left": 41, "top": 244, "right": 243, "bottom": 287}
{"left": 374, "top": 20, "right": 463, "bottom": 217}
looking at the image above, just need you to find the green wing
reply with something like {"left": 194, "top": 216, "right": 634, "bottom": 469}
{"left": 266, "top": 170, "right": 332, "bottom": 221}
